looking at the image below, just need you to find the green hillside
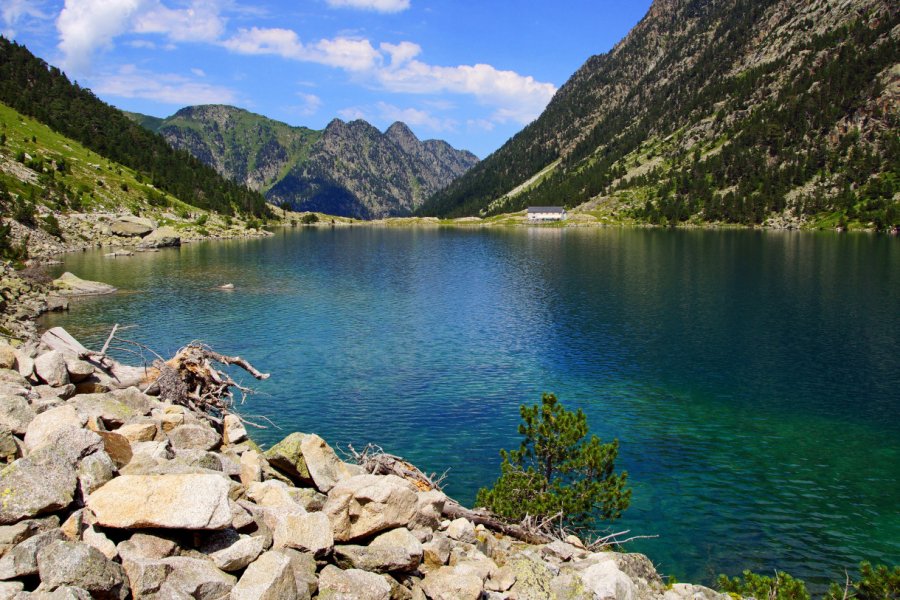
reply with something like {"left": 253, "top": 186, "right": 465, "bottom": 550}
{"left": 0, "top": 37, "right": 268, "bottom": 217}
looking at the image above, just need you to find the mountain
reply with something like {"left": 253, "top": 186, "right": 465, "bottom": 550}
{"left": 133, "top": 105, "right": 479, "bottom": 219}
{"left": 420, "top": 0, "right": 899, "bottom": 230}
{"left": 0, "top": 37, "right": 268, "bottom": 217}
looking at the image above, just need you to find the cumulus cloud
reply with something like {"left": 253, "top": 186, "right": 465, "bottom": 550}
{"left": 222, "top": 28, "right": 379, "bottom": 71}
{"left": 2, "top": 0, "right": 52, "bottom": 36}
{"left": 338, "top": 107, "right": 368, "bottom": 121}
{"left": 92, "top": 64, "right": 238, "bottom": 105}
{"left": 326, "top": 0, "right": 410, "bottom": 14}
{"left": 376, "top": 101, "right": 456, "bottom": 131}
{"left": 56, "top": 0, "right": 225, "bottom": 71}
{"left": 292, "top": 92, "right": 323, "bottom": 116}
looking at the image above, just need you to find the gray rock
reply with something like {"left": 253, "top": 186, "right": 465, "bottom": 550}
{"left": 200, "top": 530, "right": 264, "bottom": 572}
{"left": 51, "top": 273, "right": 117, "bottom": 297}
{"left": 412, "top": 490, "right": 446, "bottom": 530}
{"left": 138, "top": 227, "right": 181, "bottom": 249}
{"left": 34, "top": 351, "right": 70, "bottom": 387}
{"left": 26, "top": 586, "right": 93, "bottom": 599}
{"left": 167, "top": 423, "right": 220, "bottom": 451}
{"left": 317, "top": 565, "right": 391, "bottom": 600}
{"left": 157, "top": 556, "right": 235, "bottom": 599}
{"left": 64, "top": 359, "right": 95, "bottom": 383}
{"left": 324, "top": 474, "right": 418, "bottom": 542}
{"left": 0, "top": 447, "right": 78, "bottom": 524}
{"left": 446, "top": 517, "right": 476, "bottom": 544}
{"left": 71, "top": 394, "right": 136, "bottom": 428}
{"left": 0, "top": 581, "right": 23, "bottom": 598}
{"left": 663, "top": 583, "right": 732, "bottom": 600}
{"left": 14, "top": 350, "right": 33, "bottom": 380}
{"left": 279, "top": 549, "right": 317, "bottom": 599}
{"left": 239, "top": 450, "right": 264, "bottom": 487}
{"left": 0, "top": 345, "right": 15, "bottom": 371}
{"left": 0, "top": 529, "right": 65, "bottom": 579}
{"left": 121, "top": 557, "right": 171, "bottom": 598}
{"left": 0, "top": 427, "right": 19, "bottom": 463}
{"left": 110, "top": 216, "right": 154, "bottom": 237}
{"left": 334, "top": 545, "right": 419, "bottom": 574}
{"left": 580, "top": 559, "right": 636, "bottom": 600}
{"left": 0, "top": 516, "right": 59, "bottom": 558}
{"left": 246, "top": 481, "right": 303, "bottom": 510}
{"left": 172, "top": 449, "right": 222, "bottom": 471}
{"left": 420, "top": 566, "right": 483, "bottom": 600}
{"left": 272, "top": 511, "right": 333, "bottom": 558}
{"left": 24, "top": 405, "right": 85, "bottom": 451}
{"left": 486, "top": 565, "right": 517, "bottom": 592}
{"left": 36, "top": 540, "right": 127, "bottom": 599}
{"left": 0, "top": 395, "right": 35, "bottom": 435}
{"left": 87, "top": 474, "right": 233, "bottom": 530}
{"left": 116, "top": 533, "right": 179, "bottom": 562}
{"left": 77, "top": 450, "right": 116, "bottom": 496}
{"left": 82, "top": 525, "right": 118, "bottom": 560}
{"left": 115, "top": 422, "right": 157, "bottom": 444}
{"left": 222, "top": 414, "right": 247, "bottom": 445}
{"left": 422, "top": 532, "right": 452, "bottom": 568}
{"left": 33, "top": 383, "right": 76, "bottom": 400}
{"left": 231, "top": 551, "right": 297, "bottom": 600}
{"left": 110, "top": 387, "right": 155, "bottom": 415}
{"left": 298, "top": 433, "right": 358, "bottom": 493}
{"left": 264, "top": 432, "right": 312, "bottom": 484}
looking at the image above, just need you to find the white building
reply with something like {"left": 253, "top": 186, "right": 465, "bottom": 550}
{"left": 526, "top": 206, "right": 567, "bottom": 222}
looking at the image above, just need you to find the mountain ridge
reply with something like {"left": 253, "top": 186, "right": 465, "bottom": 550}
{"left": 419, "top": 0, "right": 899, "bottom": 230}
{"left": 131, "top": 105, "right": 479, "bottom": 220}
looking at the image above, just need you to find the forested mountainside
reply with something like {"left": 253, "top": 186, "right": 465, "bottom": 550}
{"left": 134, "top": 106, "right": 479, "bottom": 219}
{"left": 0, "top": 38, "right": 268, "bottom": 217}
{"left": 420, "top": 0, "right": 899, "bottom": 230}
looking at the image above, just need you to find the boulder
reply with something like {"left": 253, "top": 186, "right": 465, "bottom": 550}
{"left": 77, "top": 450, "right": 116, "bottom": 496}
{"left": 87, "top": 474, "right": 233, "bottom": 530}
{"left": 246, "top": 481, "right": 303, "bottom": 510}
{"left": 420, "top": 566, "right": 484, "bottom": 600}
{"left": 110, "top": 387, "right": 155, "bottom": 415}
{"left": 116, "top": 533, "right": 179, "bottom": 562}
{"left": 317, "top": 565, "right": 391, "bottom": 600}
{"left": 280, "top": 549, "right": 317, "bottom": 599}
{"left": 0, "top": 426, "right": 18, "bottom": 463}
{"left": 0, "top": 344, "right": 15, "bottom": 371}
{"left": 34, "top": 351, "right": 70, "bottom": 387}
{"left": 240, "top": 450, "right": 265, "bottom": 487}
{"left": 115, "top": 422, "right": 157, "bottom": 444}
{"left": 0, "top": 394, "right": 35, "bottom": 435}
{"left": 231, "top": 551, "right": 297, "bottom": 600}
{"left": 0, "top": 528, "right": 65, "bottom": 579}
{"left": 580, "top": 560, "right": 637, "bottom": 600}
{"left": 110, "top": 216, "right": 154, "bottom": 238}
{"left": 222, "top": 414, "right": 247, "bottom": 445}
{"left": 138, "top": 226, "right": 181, "bottom": 249}
{"left": 446, "top": 517, "right": 477, "bottom": 544}
{"left": 412, "top": 490, "right": 446, "bottom": 530}
{"left": 71, "top": 393, "right": 136, "bottom": 428}
{"left": 51, "top": 273, "right": 117, "bottom": 297}
{"left": 167, "top": 423, "right": 220, "bottom": 451}
{"left": 201, "top": 530, "right": 265, "bottom": 572}
{"left": 0, "top": 581, "right": 23, "bottom": 597}
{"left": 64, "top": 359, "right": 95, "bottom": 383}
{"left": 0, "top": 515, "right": 59, "bottom": 557}
{"left": 264, "top": 433, "right": 312, "bottom": 484}
{"left": 96, "top": 431, "right": 133, "bottom": 468}
{"left": 298, "top": 433, "right": 358, "bottom": 492}
{"left": 14, "top": 351, "right": 34, "bottom": 380}
{"left": 323, "top": 474, "right": 418, "bottom": 542}
{"left": 24, "top": 405, "right": 86, "bottom": 451}
{"left": 120, "top": 557, "right": 171, "bottom": 599}
{"left": 37, "top": 540, "right": 127, "bottom": 599}
{"left": 664, "top": 583, "right": 732, "bottom": 600}
{"left": 334, "top": 544, "right": 419, "bottom": 574}
{"left": 0, "top": 447, "right": 79, "bottom": 524}
{"left": 157, "top": 556, "right": 235, "bottom": 599}
{"left": 272, "top": 511, "right": 333, "bottom": 558}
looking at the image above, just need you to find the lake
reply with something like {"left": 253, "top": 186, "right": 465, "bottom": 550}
{"left": 41, "top": 226, "right": 900, "bottom": 587}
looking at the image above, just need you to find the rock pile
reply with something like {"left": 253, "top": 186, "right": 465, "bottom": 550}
{"left": 0, "top": 331, "right": 729, "bottom": 600}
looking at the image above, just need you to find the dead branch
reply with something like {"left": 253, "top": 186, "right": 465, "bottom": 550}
{"left": 586, "top": 529, "right": 659, "bottom": 551}
{"left": 346, "top": 444, "right": 447, "bottom": 492}
{"left": 442, "top": 500, "right": 553, "bottom": 545}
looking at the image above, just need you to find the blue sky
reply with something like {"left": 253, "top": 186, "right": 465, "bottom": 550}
{"left": 3, "top": 0, "right": 652, "bottom": 158}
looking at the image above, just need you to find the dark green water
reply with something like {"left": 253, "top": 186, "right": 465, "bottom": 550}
{"left": 42, "top": 227, "right": 900, "bottom": 587}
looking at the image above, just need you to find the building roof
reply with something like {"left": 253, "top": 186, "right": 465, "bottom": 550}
{"left": 526, "top": 206, "right": 566, "bottom": 213}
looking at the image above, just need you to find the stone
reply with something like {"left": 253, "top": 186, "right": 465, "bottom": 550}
{"left": 240, "top": 450, "right": 265, "bottom": 487}
{"left": 231, "top": 551, "right": 297, "bottom": 600}
{"left": 34, "top": 351, "right": 70, "bottom": 387}
{"left": 412, "top": 490, "right": 446, "bottom": 530}
{"left": 110, "top": 215, "right": 154, "bottom": 237}
{"left": 77, "top": 450, "right": 116, "bottom": 496}
{"left": 24, "top": 405, "right": 85, "bottom": 451}
{"left": 64, "top": 359, "right": 95, "bottom": 383}
{"left": 173, "top": 449, "right": 222, "bottom": 471}
{"left": 110, "top": 387, "right": 155, "bottom": 415}
{"left": 0, "top": 346, "right": 14, "bottom": 372}
{"left": 422, "top": 532, "right": 452, "bottom": 568}
{"left": 222, "top": 414, "right": 247, "bottom": 445}
{"left": 292, "top": 487, "right": 328, "bottom": 512}
{"left": 317, "top": 565, "right": 391, "bottom": 600}
{"left": 51, "top": 273, "right": 117, "bottom": 297}
{"left": 264, "top": 432, "right": 312, "bottom": 483}
{"left": 446, "top": 517, "right": 477, "bottom": 544}
{"left": 116, "top": 533, "right": 179, "bottom": 562}
{"left": 0, "top": 447, "right": 79, "bottom": 524}
{"left": 0, "top": 427, "right": 19, "bottom": 463}
{"left": 369, "top": 527, "right": 423, "bottom": 571}
{"left": 96, "top": 431, "right": 133, "bottom": 468}
{"left": 486, "top": 566, "right": 517, "bottom": 592}
{"left": 247, "top": 481, "right": 303, "bottom": 510}
{"left": 507, "top": 553, "right": 558, "bottom": 599}
{"left": 542, "top": 540, "right": 583, "bottom": 562}
{"left": 14, "top": 351, "right": 33, "bottom": 380}
{"left": 201, "top": 530, "right": 265, "bottom": 572}
{"left": 87, "top": 474, "right": 233, "bottom": 530}
{"left": 120, "top": 557, "right": 171, "bottom": 598}
{"left": 83, "top": 525, "right": 118, "bottom": 560}
{"left": 115, "top": 422, "right": 157, "bottom": 444}
{"left": 0, "top": 394, "right": 35, "bottom": 435}
{"left": 420, "top": 566, "right": 483, "bottom": 600}
{"left": 324, "top": 474, "right": 418, "bottom": 542}
{"left": 565, "top": 534, "right": 586, "bottom": 549}
{"left": 0, "top": 516, "right": 59, "bottom": 557}
{"left": 0, "top": 371, "right": 27, "bottom": 388}
{"left": 0, "top": 581, "right": 23, "bottom": 597}
{"left": 71, "top": 394, "right": 136, "bottom": 428}
{"left": 157, "top": 556, "right": 235, "bottom": 599}
{"left": 299, "top": 433, "right": 357, "bottom": 492}
{"left": 167, "top": 423, "right": 220, "bottom": 451}
{"left": 29, "top": 587, "right": 94, "bottom": 599}
{"left": 0, "top": 529, "right": 65, "bottom": 579}
{"left": 273, "top": 511, "right": 333, "bottom": 558}
{"left": 334, "top": 545, "right": 420, "bottom": 574}
{"left": 138, "top": 226, "right": 181, "bottom": 249}
{"left": 663, "top": 583, "right": 731, "bottom": 600}
{"left": 33, "top": 384, "right": 76, "bottom": 400}
{"left": 280, "top": 549, "right": 317, "bottom": 599}
{"left": 580, "top": 560, "right": 636, "bottom": 600}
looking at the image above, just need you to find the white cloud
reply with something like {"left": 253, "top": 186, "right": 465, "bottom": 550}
{"left": 338, "top": 107, "right": 367, "bottom": 121}
{"left": 222, "top": 28, "right": 380, "bottom": 72}
{"left": 376, "top": 102, "right": 456, "bottom": 132}
{"left": 191, "top": 67, "right": 206, "bottom": 77}
{"left": 2, "top": 0, "right": 52, "bottom": 36}
{"left": 92, "top": 64, "right": 238, "bottom": 105}
{"left": 326, "top": 0, "right": 410, "bottom": 14}
{"left": 56, "top": 0, "right": 225, "bottom": 71}
{"left": 293, "top": 92, "right": 322, "bottom": 116}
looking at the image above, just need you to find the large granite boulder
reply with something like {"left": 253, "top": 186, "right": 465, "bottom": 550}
{"left": 138, "top": 226, "right": 181, "bottom": 249}
{"left": 51, "top": 273, "right": 117, "bottom": 297}
{"left": 109, "top": 216, "right": 154, "bottom": 238}
{"left": 0, "top": 394, "right": 35, "bottom": 435}
{"left": 34, "top": 351, "right": 70, "bottom": 387}
{"left": 37, "top": 540, "right": 128, "bottom": 599}
{"left": 87, "top": 474, "right": 233, "bottom": 530}
{"left": 324, "top": 474, "right": 418, "bottom": 542}
{"left": 317, "top": 565, "right": 391, "bottom": 600}
{"left": 231, "top": 551, "right": 297, "bottom": 600}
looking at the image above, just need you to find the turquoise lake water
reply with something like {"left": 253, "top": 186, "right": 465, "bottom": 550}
{"left": 42, "top": 226, "right": 899, "bottom": 587}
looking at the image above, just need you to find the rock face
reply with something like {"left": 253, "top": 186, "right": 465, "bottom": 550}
{"left": 0, "top": 327, "right": 730, "bottom": 600}
{"left": 138, "top": 226, "right": 181, "bottom": 249}
{"left": 139, "top": 105, "right": 479, "bottom": 219}
{"left": 109, "top": 216, "right": 155, "bottom": 238}
{"left": 51, "top": 273, "right": 117, "bottom": 297}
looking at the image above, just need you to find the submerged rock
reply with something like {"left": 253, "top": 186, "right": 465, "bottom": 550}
{"left": 51, "top": 273, "right": 117, "bottom": 297}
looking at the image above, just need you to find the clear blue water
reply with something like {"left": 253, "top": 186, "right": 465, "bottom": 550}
{"left": 42, "top": 227, "right": 900, "bottom": 587}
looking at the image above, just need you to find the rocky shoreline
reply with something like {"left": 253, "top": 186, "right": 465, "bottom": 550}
{"left": 0, "top": 326, "right": 733, "bottom": 600}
